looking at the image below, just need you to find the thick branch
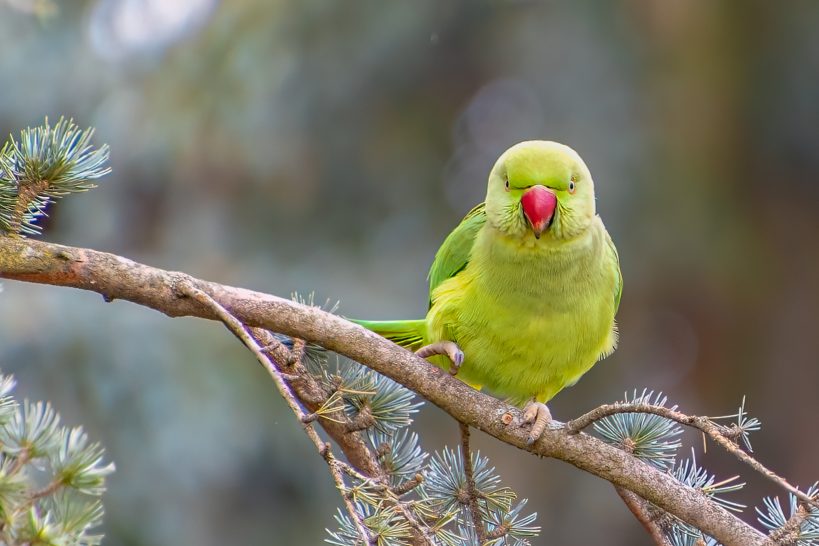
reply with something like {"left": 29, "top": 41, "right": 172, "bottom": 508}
{"left": 177, "top": 282, "right": 375, "bottom": 544}
{"left": 185, "top": 289, "right": 432, "bottom": 546}
{"left": 0, "top": 237, "right": 767, "bottom": 546}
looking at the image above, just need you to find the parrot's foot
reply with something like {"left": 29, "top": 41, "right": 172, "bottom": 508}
{"left": 522, "top": 401, "right": 552, "bottom": 445}
{"left": 415, "top": 341, "right": 464, "bottom": 375}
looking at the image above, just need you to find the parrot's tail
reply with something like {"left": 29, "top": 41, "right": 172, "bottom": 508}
{"left": 348, "top": 319, "right": 426, "bottom": 351}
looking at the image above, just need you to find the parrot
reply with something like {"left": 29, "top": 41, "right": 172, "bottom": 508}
{"left": 352, "top": 141, "right": 621, "bottom": 442}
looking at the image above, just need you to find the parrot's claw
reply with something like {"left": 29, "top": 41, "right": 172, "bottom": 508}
{"left": 415, "top": 341, "right": 464, "bottom": 375}
{"left": 522, "top": 401, "right": 552, "bottom": 445}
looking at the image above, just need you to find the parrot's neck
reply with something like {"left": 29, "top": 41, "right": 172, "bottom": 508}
{"left": 470, "top": 218, "right": 607, "bottom": 309}
{"left": 484, "top": 216, "right": 602, "bottom": 254}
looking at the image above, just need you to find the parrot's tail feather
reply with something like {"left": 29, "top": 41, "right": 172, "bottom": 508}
{"left": 348, "top": 319, "right": 426, "bottom": 351}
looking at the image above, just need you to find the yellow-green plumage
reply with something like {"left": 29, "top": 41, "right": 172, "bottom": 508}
{"left": 354, "top": 141, "right": 621, "bottom": 406}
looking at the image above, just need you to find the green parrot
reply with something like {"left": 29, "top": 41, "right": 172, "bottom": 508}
{"left": 353, "top": 141, "right": 621, "bottom": 442}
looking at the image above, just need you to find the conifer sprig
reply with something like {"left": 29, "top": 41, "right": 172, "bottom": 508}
{"left": 593, "top": 389, "right": 683, "bottom": 470}
{"left": 0, "top": 372, "right": 114, "bottom": 546}
{"left": 0, "top": 117, "right": 110, "bottom": 235}
{"left": 757, "top": 483, "right": 819, "bottom": 545}
{"left": 673, "top": 450, "right": 746, "bottom": 514}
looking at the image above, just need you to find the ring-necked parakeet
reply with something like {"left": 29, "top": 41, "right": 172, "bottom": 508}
{"left": 353, "top": 141, "right": 621, "bottom": 442}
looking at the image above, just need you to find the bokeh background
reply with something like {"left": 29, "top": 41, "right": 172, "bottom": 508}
{"left": 1, "top": 1, "right": 819, "bottom": 544}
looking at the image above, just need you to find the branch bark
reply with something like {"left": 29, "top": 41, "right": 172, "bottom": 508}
{"left": 459, "top": 423, "right": 489, "bottom": 544}
{"left": 614, "top": 486, "right": 673, "bottom": 546}
{"left": 0, "top": 237, "right": 768, "bottom": 546}
{"left": 176, "top": 282, "right": 376, "bottom": 543}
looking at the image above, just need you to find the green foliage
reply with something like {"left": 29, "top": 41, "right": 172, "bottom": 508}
{"left": 424, "top": 449, "right": 515, "bottom": 517}
{"left": 726, "top": 397, "right": 762, "bottom": 453}
{"left": 1, "top": 401, "right": 63, "bottom": 458}
{"left": 593, "top": 390, "right": 683, "bottom": 470}
{"left": 0, "top": 117, "right": 110, "bottom": 236}
{"left": 593, "top": 390, "right": 819, "bottom": 546}
{"left": 465, "top": 499, "right": 540, "bottom": 546}
{"left": 298, "top": 331, "right": 539, "bottom": 545}
{"left": 672, "top": 450, "right": 745, "bottom": 513}
{"left": 0, "top": 373, "right": 114, "bottom": 545}
{"left": 367, "top": 429, "right": 426, "bottom": 487}
{"left": 327, "top": 503, "right": 413, "bottom": 546}
{"left": 341, "top": 365, "right": 422, "bottom": 435}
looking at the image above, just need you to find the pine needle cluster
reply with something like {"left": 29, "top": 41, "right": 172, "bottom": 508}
{"left": 593, "top": 389, "right": 816, "bottom": 545}
{"left": 0, "top": 117, "right": 110, "bottom": 236}
{"left": 0, "top": 373, "right": 114, "bottom": 545}
{"left": 303, "top": 348, "right": 540, "bottom": 545}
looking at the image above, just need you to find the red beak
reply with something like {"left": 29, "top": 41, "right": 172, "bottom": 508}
{"left": 520, "top": 185, "right": 556, "bottom": 239}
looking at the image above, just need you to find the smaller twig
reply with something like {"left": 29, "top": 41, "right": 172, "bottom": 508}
{"left": 251, "top": 328, "right": 386, "bottom": 482}
{"left": 391, "top": 473, "right": 424, "bottom": 496}
{"left": 10, "top": 478, "right": 65, "bottom": 523}
{"left": 257, "top": 336, "right": 293, "bottom": 370}
{"left": 290, "top": 337, "right": 307, "bottom": 366}
{"left": 567, "top": 402, "right": 819, "bottom": 511}
{"left": 346, "top": 405, "right": 377, "bottom": 432}
{"left": 177, "top": 282, "right": 373, "bottom": 544}
{"left": 485, "top": 523, "right": 510, "bottom": 540}
{"left": 9, "top": 180, "right": 48, "bottom": 236}
{"left": 29, "top": 479, "right": 63, "bottom": 502}
{"left": 338, "top": 462, "right": 375, "bottom": 484}
{"left": 393, "top": 497, "right": 436, "bottom": 545}
{"left": 324, "top": 453, "right": 376, "bottom": 544}
{"left": 375, "top": 442, "right": 391, "bottom": 459}
{"left": 459, "top": 422, "right": 488, "bottom": 545}
{"left": 615, "top": 486, "right": 673, "bottom": 546}
{"left": 337, "top": 466, "right": 435, "bottom": 545}
{"left": 301, "top": 412, "right": 319, "bottom": 424}
{"left": 8, "top": 448, "right": 31, "bottom": 476}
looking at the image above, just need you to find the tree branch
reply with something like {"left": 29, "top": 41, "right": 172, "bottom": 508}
{"left": 180, "top": 283, "right": 435, "bottom": 546}
{"left": 761, "top": 502, "right": 811, "bottom": 546}
{"left": 0, "top": 236, "right": 768, "bottom": 546}
{"left": 568, "top": 402, "right": 819, "bottom": 511}
{"left": 176, "top": 281, "right": 375, "bottom": 544}
{"left": 250, "top": 327, "right": 384, "bottom": 478}
{"left": 614, "top": 486, "right": 673, "bottom": 546}
{"left": 459, "top": 423, "right": 489, "bottom": 544}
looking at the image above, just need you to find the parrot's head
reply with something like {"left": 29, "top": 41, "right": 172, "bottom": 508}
{"left": 484, "top": 141, "right": 596, "bottom": 241}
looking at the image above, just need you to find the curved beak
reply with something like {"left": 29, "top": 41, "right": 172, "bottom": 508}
{"left": 520, "top": 185, "right": 557, "bottom": 239}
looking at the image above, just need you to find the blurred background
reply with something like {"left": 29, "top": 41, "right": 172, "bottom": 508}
{"left": 1, "top": 0, "right": 819, "bottom": 544}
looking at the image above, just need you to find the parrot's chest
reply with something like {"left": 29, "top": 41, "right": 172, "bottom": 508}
{"left": 436, "top": 226, "right": 617, "bottom": 403}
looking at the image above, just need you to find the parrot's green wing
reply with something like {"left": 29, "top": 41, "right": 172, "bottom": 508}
{"left": 427, "top": 203, "right": 487, "bottom": 306}
{"left": 605, "top": 230, "right": 623, "bottom": 314}
{"left": 348, "top": 204, "right": 485, "bottom": 351}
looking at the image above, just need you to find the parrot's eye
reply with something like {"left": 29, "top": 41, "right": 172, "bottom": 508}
{"left": 505, "top": 179, "right": 510, "bottom": 191}
{"left": 568, "top": 176, "right": 577, "bottom": 194}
